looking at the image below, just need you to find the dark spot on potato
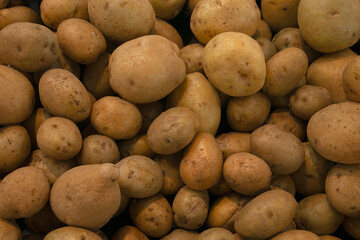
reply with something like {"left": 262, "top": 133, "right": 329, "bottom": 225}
{"left": 53, "top": 124, "right": 58, "bottom": 128}
{"left": 66, "top": 195, "right": 72, "bottom": 201}
{"left": 330, "top": 10, "right": 340, "bottom": 16}
{"left": 149, "top": 207, "right": 153, "bottom": 211}
{"left": 44, "top": 42, "right": 48, "bottom": 48}
{"left": 50, "top": 43, "right": 56, "bottom": 55}
{"left": 119, "top": 1, "right": 128, "bottom": 8}
{"left": 149, "top": 217, "right": 155, "bottom": 222}
{"left": 61, "top": 136, "right": 65, "bottom": 141}
{"left": 266, "top": 209, "right": 274, "bottom": 218}
{"left": 16, "top": 44, "right": 22, "bottom": 52}
{"left": 129, "top": 79, "right": 134, "bottom": 86}
{"left": 215, "top": 0, "right": 222, "bottom": 6}
{"left": 282, "top": 7, "right": 287, "bottom": 11}
{"left": 350, "top": 206, "right": 357, "bottom": 210}
{"left": 104, "top": 2, "right": 109, "bottom": 9}
{"left": 67, "top": 142, "right": 71, "bottom": 147}
{"left": 57, "top": 147, "right": 60, "bottom": 151}
{"left": 128, "top": 170, "right": 134, "bottom": 179}
{"left": 196, "top": 179, "right": 201, "bottom": 183}
{"left": 352, "top": 33, "right": 356, "bottom": 38}
{"left": 336, "top": 173, "right": 341, "bottom": 178}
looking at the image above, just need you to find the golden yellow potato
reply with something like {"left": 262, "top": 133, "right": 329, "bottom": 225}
{"left": 118, "top": 134, "right": 154, "bottom": 159}
{"left": 150, "top": 18, "right": 183, "bottom": 48}
{"left": 180, "top": 43, "right": 204, "bottom": 73}
{"left": 343, "top": 217, "right": 360, "bottom": 240}
{"left": 256, "top": 37, "right": 277, "bottom": 62}
{"left": 149, "top": 0, "right": 186, "bottom": 20}
{"left": 271, "top": 230, "right": 321, "bottom": 240}
{"left": 216, "top": 132, "right": 251, "bottom": 159}
{"left": 112, "top": 226, "right": 149, "bottom": 240}
{"left": 190, "top": 0, "right": 260, "bottom": 44}
{"left": 270, "top": 175, "right": 296, "bottom": 196}
{"left": 0, "top": 6, "right": 40, "bottom": 30}
{"left": 0, "top": 218, "right": 21, "bottom": 240}
{"left": 199, "top": 228, "right": 236, "bottom": 240}
{"left": 203, "top": 32, "right": 266, "bottom": 97}
{"left": 343, "top": 56, "right": 360, "bottom": 102}
{"left": 44, "top": 226, "right": 102, "bottom": 240}
{"left": 253, "top": 19, "right": 272, "bottom": 40}
{"left": 161, "top": 229, "right": 199, "bottom": 240}
{"left": 110, "top": 35, "right": 185, "bottom": 103}
{"left": 88, "top": 0, "right": 155, "bottom": 43}
{"left": 137, "top": 101, "right": 164, "bottom": 134}
{"left": 0, "top": 166, "right": 50, "bottom": 219}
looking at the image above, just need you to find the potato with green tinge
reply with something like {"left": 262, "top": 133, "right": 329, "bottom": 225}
{"left": 0, "top": 6, "right": 40, "bottom": 30}
{"left": 342, "top": 56, "right": 360, "bottom": 102}
{"left": 44, "top": 226, "right": 102, "bottom": 240}
{"left": 112, "top": 226, "right": 149, "bottom": 240}
{"left": 270, "top": 230, "right": 321, "bottom": 240}
{"left": 216, "top": 132, "right": 251, "bottom": 159}
{"left": 180, "top": 43, "right": 204, "bottom": 73}
{"left": 150, "top": 18, "right": 183, "bottom": 48}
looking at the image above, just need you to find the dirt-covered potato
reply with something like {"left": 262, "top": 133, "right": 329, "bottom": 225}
{"left": 118, "top": 134, "right": 154, "bottom": 159}
{"left": 0, "top": 218, "right": 21, "bottom": 240}
{"left": 180, "top": 133, "right": 223, "bottom": 190}
{"left": 253, "top": 20, "right": 272, "bottom": 40}
{"left": 112, "top": 226, "right": 149, "bottom": 240}
{"left": 262, "top": 47, "right": 308, "bottom": 97}
{"left": 36, "top": 117, "right": 82, "bottom": 160}
{"left": 150, "top": 18, "right": 183, "bottom": 48}
{"left": 224, "top": 152, "right": 271, "bottom": 196}
{"left": 39, "top": 68, "right": 91, "bottom": 122}
{"left": 270, "top": 175, "right": 296, "bottom": 196}
{"left": 130, "top": 194, "right": 173, "bottom": 238}
{"left": 325, "top": 164, "right": 360, "bottom": 217}
{"left": 149, "top": 0, "right": 185, "bottom": 20}
{"left": 110, "top": 35, "right": 185, "bottom": 103}
{"left": 343, "top": 56, "right": 360, "bottom": 102}
{"left": 206, "top": 193, "right": 250, "bottom": 232}
{"left": 203, "top": 32, "right": 266, "bottom": 97}
{"left": 0, "top": 6, "right": 40, "bottom": 30}
{"left": 307, "top": 102, "right": 360, "bottom": 164}
{"left": 172, "top": 186, "right": 209, "bottom": 230}
{"left": 161, "top": 229, "right": 199, "bottom": 240}
{"left": 167, "top": 72, "right": 221, "bottom": 135}
{"left": 0, "top": 166, "right": 50, "bottom": 219}
{"left": 116, "top": 155, "right": 163, "bottom": 198}
{"left": 271, "top": 230, "right": 321, "bottom": 240}
{"left": 44, "top": 226, "right": 102, "bottom": 240}
{"left": 88, "top": 0, "right": 155, "bottom": 43}
{"left": 256, "top": 37, "right": 277, "bottom": 62}
{"left": 289, "top": 85, "right": 332, "bottom": 121}
{"left": 216, "top": 132, "right": 251, "bottom": 159}
{"left": 91, "top": 96, "right": 142, "bottom": 140}
{"left": 180, "top": 43, "right": 204, "bottom": 73}
{"left": 0, "top": 22, "right": 59, "bottom": 72}
{"left": 50, "top": 164, "right": 120, "bottom": 229}
{"left": 251, "top": 124, "right": 304, "bottom": 174}
{"left": 199, "top": 228, "right": 236, "bottom": 240}
{"left": 190, "top": 0, "right": 260, "bottom": 44}
{"left": 227, "top": 92, "right": 271, "bottom": 132}
{"left": 343, "top": 217, "right": 360, "bottom": 240}
{"left": 0, "top": 65, "right": 35, "bottom": 125}
{"left": 234, "top": 190, "right": 298, "bottom": 240}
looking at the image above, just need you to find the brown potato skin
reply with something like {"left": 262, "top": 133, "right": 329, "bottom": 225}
{"left": 343, "top": 217, "right": 360, "bottom": 240}
{"left": 216, "top": 132, "right": 251, "bottom": 159}
{"left": 161, "top": 229, "right": 198, "bottom": 240}
{"left": 118, "top": 134, "right": 154, "bottom": 159}
{"left": 198, "top": 228, "right": 236, "bottom": 240}
{"left": 319, "top": 235, "right": 342, "bottom": 240}
{"left": 180, "top": 43, "right": 204, "bottom": 73}
{"left": 0, "top": 218, "right": 21, "bottom": 240}
{"left": 270, "top": 230, "right": 321, "bottom": 240}
{"left": 44, "top": 226, "right": 102, "bottom": 240}
{"left": 112, "top": 226, "right": 149, "bottom": 240}
{"left": 149, "top": 0, "right": 186, "bottom": 20}
{"left": 150, "top": 18, "right": 183, "bottom": 48}
{"left": 343, "top": 56, "right": 360, "bottom": 102}
{"left": 270, "top": 175, "right": 296, "bottom": 196}
{"left": 253, "top": 19, "right": 272, "bottom": 40}
{"left": 0, "top": 6, "right": 40, "bottom": 30}
{"left": 256, "top": 37, "right": 277, "bottom": 62}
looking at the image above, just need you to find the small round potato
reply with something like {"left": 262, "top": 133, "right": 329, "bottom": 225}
{"left": 216, "top": 132, "right": 251, "bottom": 159}
{"left": 0, "top": 219, "right": 21, "bottom": 240}
{"left": 44, "top": 226, "right": 102, "bottom": 240}
{"left": 270, "top": 175, "right": 296, "bottom": 196}
{"left": 253, "top": 20, "right": 272, "bottom": 40}
{"left": 161, "top": 229, "right": 199, "bottom": 240}
{"left": 0, "top": 6, "right": 40, "bottom": 30}
{"left": 270, "top": 230, "right": 321, "bottom": 240}
{"left": 343, "top": 56, "right": 360, "bottom": 102}
{"left": 180, "top": 43, "right": 204, "bottom": 73}
{"left": 256, "top": 37, "right": 277, "bottom": 62}
{"left": 112, "top": 226, "right": 149, "bottom": 240}
{"left": 150, "top": 18, "right": 183, "bottom": 48}
{"left": 118, "top": 134, "right": 154, "bottom": 159}
{"left": 198, "top": 228, "right": 236, "bottom": 240}
{"left": 343, "top": 217, "right": 360, "bottom": 240}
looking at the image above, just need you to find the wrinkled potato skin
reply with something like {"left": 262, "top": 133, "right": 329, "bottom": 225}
{"left": 180, "top": 43, "right": 204, "bottom": 73}
{"left": 216, "top": 132, "right": 251, "bottom": 159}
{"left": 253, "top": 19, "right": 272, "bottom": 40}
{"left": 0, "top": 6, "right": 40, "bottom": 30}
{"left": 199, "top": 228, "right": 236, "bottom": 240}
{"left": 112, "top": 226, "right": 149, "bottom": 240}
{"left": 149, "top": 0, "right": 186, "bottom": 20}
{"left": 343, "top": 217, "right": 360, "bottom": 240}
{"left": 150, "top": 18, "right": 183, "bottom": 48}
{"left": 270, "top": 230, "right": 321, "bottom": 240}
{"left": 0, "top": 218, "right": 21, "bottom": 240}
{"left": 256, "top": 37, "right": 277, "bottom": 62}
{"left": 118, "top": 134, "right": 154, "bottom": 159}
{"left": 343, "top": 56, "right": 360, "bottom": 102}
{"left": 161, "top": 229, "right": 198, "bottom": 240}
{"left": 44, "top": 226, "right": 102, "bottom": 240}
{"left": 270, "top": 175, "right": 296, "bottom": 196}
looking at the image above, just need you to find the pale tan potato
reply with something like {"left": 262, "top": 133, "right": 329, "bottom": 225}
{"left": 150, "top": 18, "right": 183, "bottom": 48}
{"left": 0, "top": 125, "right": 31, "bottom": 173}
{"left": 91, "top": 96, "right": 142, "bottom": 140}
{"left": 271, "top": 230, "right": 321, "bottom": 240}
{"left": 202, "top": 32, "right": 266, "bottom": 97}
{"left": 167, "top": 72, "right": 221, "bottom": 135}
{"left": 325, "top": 164, "right": 360, "bottom": 217}
{"left": 0, "top": 166, "right": 50, "bottom": 219}
{"left": 23, "top": 108, "right": 52, "bottom": 148}
{"left": 172, "top": 186, "right": 209, "bottom": 230}
{"left": 36, "top": 117, "right": 82, "bottom": 160}
{"left": 216, "top": 132, "right": 251, "bottom": 159}
{"left": 39, "top": 68, "right": 91, "bottom": 122}
{"left": 0, "top": 65, "right": 35, "bottom": 125}
{"left": 270, "top": 175, "right": 296, "bottom": 196}
{"left": 307, "top": 102, "right": 360, "bottom": 164}
{"left": 234, "top": 190, "right": 298, "bottom": 240}
{"left": 0, "top": 22, "right": 59, "bottom": 72}
{"left": 0, "top": 218, "right": 21, "bottom": 240}
{"left": 342, "top": 56, "right": 360, "bottom": 102}
{"left": 112, "top": 226, "right": 149, "bottom": 240}
{"left": 116, "top": 155, "right": 163, "bottom": 198}
{"left": 199, "top": 228, "right": 236, "bottom": 240}
{"left": 50, "top": 164, "right": 120, "bottom": 230}
{"left": 253, "top": 20, "right": 272, "bottom": 40}
{"left": 110, "top": 35, "right": 185, "bottom": 103}
{"left": 161, "top": 229, "right": 199, "bottom": 240}
{"left": 180, "top": 43, "right": 204, "bottom": 73}
{"left": 262, "top": 47, "right": 308, "bottom": 97}
{"left": 319, "top": 236, "right": 342, "bottom": 240}
{"left": 88, "top": 0, "right": 155, "bottom": 43}
{"left": 118, "top": 134, "right": 154, "bottom": 159}
{"left": 307, "top": 49, "right": 358, "bottom": 103}
{"left": 343, "top": 217, "right": 360, "bottom": 240}
{"left": 190, "top": 0, "right": 260, "bottom": 44}
{"left": 44, "top": 226, "right": 102, "bottom": 240}
{"left": 40, "top": 0, "right": 89, "bottom": 30}
{"left": 289, "top": 85, "right": 332, "bottom": 121}
{"left": 180, "top": 133, "right": 223, "bottom": 190}
{"left": 227, "top": 92, "right": 271, "bottom": 132}
{"left": 129, "top": 194, "right": 173, "bottom": 238}
{"left": 256, "top": 37, "right": 277, "bottom": 62}
{"left": 137, "top": 101, "right": 164, "bottom": 134}
{"left": 149, "top": 0, "right": 186, "bottom": 20}
{"left": 208, "top": 176, "right": 233, "bottom": 196}
{"left": 0, "top": 6, "right": 40, "bottom": 30}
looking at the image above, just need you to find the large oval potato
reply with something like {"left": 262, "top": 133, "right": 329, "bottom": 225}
{"left": 0, "top": 6, "right": 40, "bottom": 30}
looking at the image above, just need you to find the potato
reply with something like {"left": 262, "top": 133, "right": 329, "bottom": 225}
{"left": 39, "top": 68, "right": 91, "bottom": 122}
{"left": 186, "top": 0, "right": 200, "bottom": 14}
{"left": 261, "top": 0, "right": 300, "bottom": 32}
{"left": 149, "top": 0, "right": 185, "bottom": 20}
{"left": 0, "top": 22, "right": 59, "bottom": 72}
{"left": 342, "top": 56, "right": 360, "bottom": 102}
{"left": 150, "top": 18, "right": 183, "bottom": 48}
{"left": 0, "top": 125, "right": 31, "bottom": 173}
{"left": 172, "top": 186, "right": 209, "bottom": 230}
{"left": 0, "top": 166, "right": 49, "bottom": 219}
{"left": 180, "top": 133, "right": 223, "bottom": 190}
{"left": 166, "top": 72, "right": 221, "bottom": 135}
{"left": 91, "top": 96, "right": 142, "bottom": 140}
{"left": 109, "top": 35, "right": 185, "bottom": 103}
{"left": 262, "top": 47, "right": 308, "bottom": 97}
{"left": 271, "top": 230, "right": 321, "bottom": 240}
{"left": 269, "top": 95, "right": 290, "bottom": 108}
{"left": 343, "top": 217, "right": 360, "bottom": 240}
{"left": 23, "top": 108, "right": 52, "bottom": 148}
{"left": 112, "top": 226, "right": 149, "bottom": 240}
{"left": 234, "top": 190, "right": 298, "bottom": 240}
{"left": 118, "top": 134, "right": 154, "bottom": 159}
{"left": 227, "top": 92, "right": 271, "bottom": 132}
{"left": 253, "top": 20, "right": 272, "bottom": 40}
{"left": 0, "top": 6, "right": 40, "bottom": 30}
{"left": 0, "top": 65, "right": 35, "bottom": 125}
{"left": 224, "top": 152, "right": 271, "bottom": 196}
{"left": 319, "top": 236, "right": 342, "bottom": 240}
{"left": 129, "top": 194, "right": 173, "bottom": 238}
{"left": 180, "top": 43, "right": 204, "bottom": 73}
{"left": 298, "top": 0, "right": 360, "bottom": 53}
{"left": 147, "top": 107, "right": 199, "bottom": 155}
{"left": 44, "top": 226, "right": 102, "bottom": 240}
{"left": 154, "top": 152, "right": 185, "bottom": 196}
{"left": 307, "top": 49, "right": 357, "bottom": 103}
{"left": 36, "top": 117, "right": 82, "bottom": 160}
{"left": 199, "top": 228, "right": 236, "bottom": 240}
{"left": 0, "top": 0, "right": 8, "bottom": 9}
{"left": 50, "top": 164, "right": 120, "bottom": 229}
{"left": 256, "top": 37, "right": 277, "bottom": 62}
{"left": 307, "top": 102, "right": 360, "bottom": 164}
{"left": 161, "top": 229, "right": 198, "bottom": 240}
{"left": 116, "top": 155, "right": 163, "bottom": 198}
{"left": 206, "top": 193, "right": 250, "bottom": 232}
{"left": 0, "top": 218, "right": 21, "bottom": 240}
{"left": 289, "top": 85, "right": 332, "bottom": 121}
{"left": 88, "top": 0, "right": 155, "bottom": 43}
{"left": 190, "top": 0, "right": 260, "bottom": 44}
{"left": 202, "top": 32, "right": 266, "bottom": 97}
{"left": 216, "top": 132, "right": 251, "bottom": 159}
{"left": 250, "top": 124, "right": 304, "bottom": 174}
{"left": 77, "top": 134, "right": 120, "bottom": 165}
{"left": 325, "top": 164, "right": 360, "bottom": 217}
{"left": 137, "top": 101, "right": 164, "bottom": 134}
{"left": 270, "top": 175, "right": 296, "bottom": 196}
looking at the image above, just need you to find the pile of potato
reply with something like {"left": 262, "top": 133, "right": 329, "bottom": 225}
{"left": 0, "top": 0, "right": 359, "bottom": 239}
